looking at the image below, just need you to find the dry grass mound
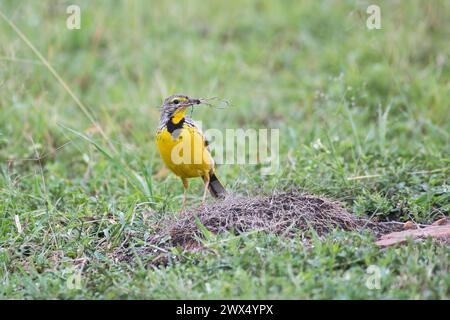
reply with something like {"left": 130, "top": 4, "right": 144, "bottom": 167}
{"left": 149, "top": 191, "right": 399, "bottom": 248}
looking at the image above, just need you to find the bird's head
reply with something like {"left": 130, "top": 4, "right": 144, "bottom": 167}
{"left": 160, "top": 94, "right": 201, "bottom": 124}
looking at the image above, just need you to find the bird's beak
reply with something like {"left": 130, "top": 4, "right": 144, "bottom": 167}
{"left": 186, "top": 98, "right": 201, "bottom": 106}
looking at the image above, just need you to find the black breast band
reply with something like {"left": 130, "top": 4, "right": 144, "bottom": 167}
{"left": 167, "top": 117, "right": 185, "bottom": 134}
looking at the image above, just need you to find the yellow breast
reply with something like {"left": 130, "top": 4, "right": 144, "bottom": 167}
{"left": 156, "top": 123, "right": 214, "bottom": 179}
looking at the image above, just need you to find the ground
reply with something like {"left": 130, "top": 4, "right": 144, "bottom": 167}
{"left": 0, "top": 0, "right": 449, "bottom": 299}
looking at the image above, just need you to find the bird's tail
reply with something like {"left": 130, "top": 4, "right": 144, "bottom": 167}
{"left": 204, "top": 171, "right": 226, "bottom": 198}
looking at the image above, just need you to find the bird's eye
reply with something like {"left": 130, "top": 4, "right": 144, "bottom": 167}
{"left": 172, "top": 99, "right": 180, "bottom": 105}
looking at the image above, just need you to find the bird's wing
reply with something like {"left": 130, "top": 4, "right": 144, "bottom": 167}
{"left": 185, "top": 117, "right": 211, "bottom": 149}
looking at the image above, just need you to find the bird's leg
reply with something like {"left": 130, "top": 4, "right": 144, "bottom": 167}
{"left": 181, "top": 178, "right": 188, "bottom": 213}
{"left": 202, "top": 174, "right": 210, "bottom": 205}
{"left": 181, "top": 189, "right": 186, "bottom": 212}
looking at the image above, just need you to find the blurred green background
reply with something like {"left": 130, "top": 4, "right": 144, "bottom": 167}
{"left": 0, "top": 0, "right": 448, "bottom": 299}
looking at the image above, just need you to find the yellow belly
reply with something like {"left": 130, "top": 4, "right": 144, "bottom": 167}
{"left": 156, "top": 124, "right": 214, "bottom": 178}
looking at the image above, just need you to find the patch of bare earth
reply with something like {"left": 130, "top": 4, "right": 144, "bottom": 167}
{"left": 376, "top": 218, "right": 450, "bottom": 247}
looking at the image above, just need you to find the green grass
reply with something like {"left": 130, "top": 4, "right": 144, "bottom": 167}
{"left": 0, "top": 0, "right": 449, "bottom": 299}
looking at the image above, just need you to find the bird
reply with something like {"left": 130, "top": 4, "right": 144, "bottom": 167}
{"left": 156, "top": 94, "right": 226, "bottom": 210}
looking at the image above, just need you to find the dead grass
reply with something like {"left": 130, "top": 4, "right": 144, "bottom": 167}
{"left": 144, "top": 191, "right": 400, "bottom": 250}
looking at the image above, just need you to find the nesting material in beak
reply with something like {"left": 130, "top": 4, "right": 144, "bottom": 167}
{"left": 187, "top": 98, "right": 201, "bottom": 106}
